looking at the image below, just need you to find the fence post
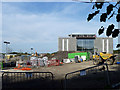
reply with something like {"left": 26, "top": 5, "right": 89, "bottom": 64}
{"left": 49, "top": 72, "right": 54, "bottom": 89}
{"left": 105, "top": 63, "right": 110, "bottom": 86}
{"left": 2, "top": 72, "right": 4, "bottom": 89}
{"left": 64, "top": 74, "right": 67, "bottom": 90}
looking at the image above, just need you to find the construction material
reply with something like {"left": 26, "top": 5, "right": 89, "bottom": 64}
{"left": 30, "top": 56, "right": 49, "bottom": 66}
{"left": 16, "top": 61, "right": 19, "bottom": 66}
{"left": 30, "top": 57, "right": 38, "bottom": 66}
{"left": 42, "top": 57, "right": 48, "bottom": 66}
{"left": 14, "top": 64, "right": 32, "bottom": 70}
{"left": 38, "top": 58, "right": 45, "bottom": 66}
{"left": 19, "top": 67, "right": 32, "bottom": 70}
{"left": 81, "top": 56, "right": 86, "bottom": 61}
{"left": 63, "top": 59, "right": 71, "bottom": 63}
{"left": 14, "top": 64, "right": 21, "bottom": 70}
{"left": 116, "top": 62, "right": 120, "bottom": 64}
{"left": 47, "top": 60, "right": 60, "bottom": 67}
{"left": 74, "top": 56, "right": 79, "bottom": 63}
{"left": 80, "top": 58, "right": 83, "bottom": 62}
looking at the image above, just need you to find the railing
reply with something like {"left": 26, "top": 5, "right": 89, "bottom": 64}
{"left": 3, "top": 63, "right": 119, "bottom": 89}
{"left": 2, "top": 71, "right": 54, "bottom": 89}
{"left": 64, "top": 63, "right": 110, "bottom": 89}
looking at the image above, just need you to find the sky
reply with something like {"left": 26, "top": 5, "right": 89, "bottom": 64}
{"left": 2, "top": 0, "right": 120, "bottom": 2}
{"left": 2, "top": 1, "right": 119, "bottom": 53}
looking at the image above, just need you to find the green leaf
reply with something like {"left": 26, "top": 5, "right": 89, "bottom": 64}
{"left": 116, "top": 14, "right": 120, "bottom": 22}
{"left": 106, "top": 4, "right": 114, "bottom": 15}
{"left": 106, "top": 24, "right": 114, "bottom": 37}
{"left": 112, "top": 29, "right": 119, "bottom": 38}
{"left": 95, "top": 2, "right": 104, "bottom": 9}
{"left": 116, "top": 44, "right": 120, "bottom": 48}
{"left": 98, "top": 26, "right": 104, "bottom": 35}
{"left": 87, "top": 10, "right": 100, "bottom": 21}
{"left": 100, "top": 13, "right": 107, "bottom": 22}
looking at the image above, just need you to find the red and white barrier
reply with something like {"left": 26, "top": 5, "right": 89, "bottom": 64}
{"left": 47, "top": 60, "right": 60, "bottom": 67}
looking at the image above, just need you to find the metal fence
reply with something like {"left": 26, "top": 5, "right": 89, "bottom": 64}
{"left": 2, "top": 72, "right": 54, "bottom": 89}
{"left": 108, "top": 64, "right": 120, "bottom": 88}
{"left": 64, "top": 63, "right": 110, "bottom": 89}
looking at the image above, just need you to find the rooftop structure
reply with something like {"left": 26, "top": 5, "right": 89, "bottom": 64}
{"left": 68, "top": 33, "right": 96, "bottom": 39}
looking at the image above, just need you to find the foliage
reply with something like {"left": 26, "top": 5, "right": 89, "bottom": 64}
{"left": 44, "top": 53, "right": 51, "bottom": 57}
{"left": 87, "top": 1, "right": 120, "bottom": 48}
{"left": 9, "top": 52, "right": 18, "bottom": 54}
{"left": 9, "top": 52, "right": 30, "bottom": 56}
{"left": 113, "top": 49, "right": 120, "bottom": 54}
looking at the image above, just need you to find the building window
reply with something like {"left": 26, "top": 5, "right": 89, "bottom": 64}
{"left": 77, "top": 39, "right": 94, "bottom": 53}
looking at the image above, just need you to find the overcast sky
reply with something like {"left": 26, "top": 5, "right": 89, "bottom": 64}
{"left": 2, "top": 2, "right": 119, "bottom": 53}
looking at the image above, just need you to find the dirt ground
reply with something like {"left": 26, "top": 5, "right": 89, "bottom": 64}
{"left": 1, "top": 60, "right": 120, "bottom": 79}
{"left": 1, "top": 60, "right": 120, "bottom": 89}
{"left": 0, "top": 61, "right": 95, "bottom": 80}
{"left": 31, "top": 60, "right": 95, "bottom": 79}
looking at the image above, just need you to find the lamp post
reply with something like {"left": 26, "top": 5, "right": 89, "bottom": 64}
{"left": 31, "top": 47, "right": 33, "bottom": 55}
{"left": 4, "top": 41, "right": 10, "bottom": 62}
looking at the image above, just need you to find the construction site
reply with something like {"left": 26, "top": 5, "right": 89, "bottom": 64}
{"left": 1, "top": 1, "right": 120, "bottom": 89}
{"left": 0, "top": 34, "right": 120, "bottom": 89}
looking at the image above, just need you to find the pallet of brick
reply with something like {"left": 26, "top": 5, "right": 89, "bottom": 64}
{"left": 30, "top": 57, "right": 38, "bottom": 66}
{"left": 42, "top": 57, "right": 48, "bottom": 66}
{"left": 38, "top": 58, "right": 44, "bottom": 67}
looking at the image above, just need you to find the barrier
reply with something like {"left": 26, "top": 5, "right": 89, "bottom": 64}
{"left": 2, "top": 72, "right": 54, "bottom": 89}
{"left": 64, "top": 63, "right": 110, "bottom": 89}
{"left": 47, "top": 60, "right": 60, "bottom": 67}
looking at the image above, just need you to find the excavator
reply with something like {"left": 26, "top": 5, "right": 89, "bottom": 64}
{"left": 93, "top": 52, "right": 116, "bottom": 65}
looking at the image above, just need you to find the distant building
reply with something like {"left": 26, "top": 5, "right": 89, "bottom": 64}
{"left": 58, "top": 33, "right": 113, "bottom": 54}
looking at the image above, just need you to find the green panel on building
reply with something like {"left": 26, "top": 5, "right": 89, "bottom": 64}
{"left": 68, "top": 52, "right": 90, "bottom": 60}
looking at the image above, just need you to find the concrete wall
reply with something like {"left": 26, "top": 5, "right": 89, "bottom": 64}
{"left": 94, "top": 38, "right": 102, "bottom": 53}
{"left": 58, "top": 37, "right": 77, "bottom": 51}
{"left": 94, "top": 37, "right": 113, "bottom": 54}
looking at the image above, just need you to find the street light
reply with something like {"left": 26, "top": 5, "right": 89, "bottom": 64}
{"left": 4, "top": 41, "right": 10, "bottom": 62}
{"left": 31, "top": 47, "right": 33, "bottom": 55}
{"left": 4, "top": 41, "right": 10, "bottom": 44}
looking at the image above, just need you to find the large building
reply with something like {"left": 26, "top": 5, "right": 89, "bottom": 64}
{"left": 58, "top": 33, "right": 113, "bottom": 54}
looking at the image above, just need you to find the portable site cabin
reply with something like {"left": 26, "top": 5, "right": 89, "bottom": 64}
{"left": 68, "top": 52, "right": 90, "bottom": 61}
{"left": 5, "top": 54, "right": 17, "bottom": 60}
